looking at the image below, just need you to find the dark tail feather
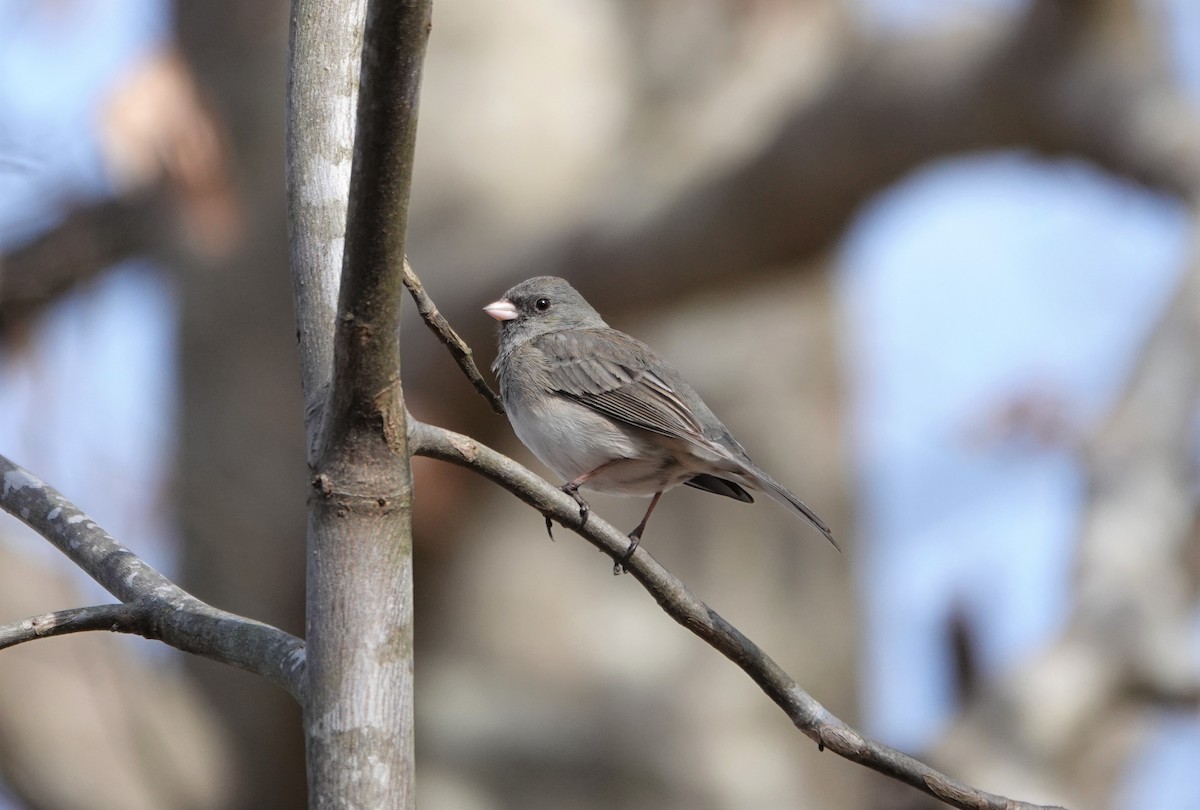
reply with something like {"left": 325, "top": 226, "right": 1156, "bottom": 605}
{"left": 685, "top": 474, "right": 754, "bottom": 503}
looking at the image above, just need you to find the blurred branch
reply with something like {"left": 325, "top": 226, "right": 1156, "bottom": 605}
{"left": 413, "top": 0, "right": 1200, "bottom": 398}
{"left": 0, "top": 453, "right": 306, "bottom": 701}
{"left": 0, "top": 603, "right": 140, "bottom": 650}
{"left": 0, "top": 44, "right": 239, "bottom": 341}
{"left": 97, "top": 46, "right": 242, "bottom": 256}
{"left": 930, "top": 259, "right": 1200, "bottom": 808}
{"left": 0, "top": 193, "right": 164, "bottom": 337}
{"left": 402, "top": 258, "right": 504, "bottom": 414}
{"left": 397, "top": 7, "right": 1197, "bottom": 448}
{"left": 515, "top": 0, "right": 1200, "bottom": 315}
{"left": 408, "top": 419, "right": 1067, "bottom": 810}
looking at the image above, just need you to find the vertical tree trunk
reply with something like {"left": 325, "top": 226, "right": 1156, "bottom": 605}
{"left": 289, "top": 1, "right": 431, "bottom": 806}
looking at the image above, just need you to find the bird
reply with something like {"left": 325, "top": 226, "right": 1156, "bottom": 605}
{"left": 484, "top": 276, "right": 836, "bottom": 571}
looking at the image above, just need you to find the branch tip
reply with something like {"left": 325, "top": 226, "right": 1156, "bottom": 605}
{"left": 401, "top": 259, "right": 505, "bottom": 414}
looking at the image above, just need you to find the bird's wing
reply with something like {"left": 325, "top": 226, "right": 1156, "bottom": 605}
{"left": 536, "top": 329, "right": 839, "bottom": 548}
{"left": 536, "top": 329, "right": 710, "bottom": 444}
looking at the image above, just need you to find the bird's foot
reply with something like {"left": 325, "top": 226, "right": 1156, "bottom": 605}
{"left": 612, "top": 532, "right": 641, "bottom": 576}
{"left": 560, "top": 482, "right": 590, "bottom": 528}
{"left": 544, "top": 515, "right": 555, "bottom": 541}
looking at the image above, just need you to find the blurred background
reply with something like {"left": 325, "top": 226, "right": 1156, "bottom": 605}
{"left": 1, "top": 0, "right": 1198, "bottom": 808}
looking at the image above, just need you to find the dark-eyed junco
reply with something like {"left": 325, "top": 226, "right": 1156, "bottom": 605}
{"left": 485, "top": 276, "right": 835, "bottom": 569}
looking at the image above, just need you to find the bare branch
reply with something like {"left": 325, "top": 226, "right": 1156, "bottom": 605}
{"left": 408, "top": 419, "right": 1068, "bottom": 810}
{"left": 0, "top": 454, "right": 306, "bottom": 701}
{"left": 0, "top": 603, "right": 140, "bottom": 651}
{"left": 402, "top": 258, "right": 504, "bottom": 414}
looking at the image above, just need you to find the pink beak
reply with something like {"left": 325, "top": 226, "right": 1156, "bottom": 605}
{"left": 484, "top": 299, "right": 518, "bottom": 321}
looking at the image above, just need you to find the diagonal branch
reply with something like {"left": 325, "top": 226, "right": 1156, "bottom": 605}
{"left": 407, "top": 419, "right": 1068, "bottom": 810}
{"left": 0, "top": 603, "right": 140, "bottom": 651}
{"left": 0, "top": 454, "right": 306, "bottom": 701}
{"left": 402, "top": 258, "right": 504, "bottom": 414}
{"left": 0, "top": 193, "right": 166, "bottom": 338}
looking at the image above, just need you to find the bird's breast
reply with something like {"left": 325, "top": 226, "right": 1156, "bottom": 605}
{"left": 506, "top": 391, "right": 638, "bottom": 481}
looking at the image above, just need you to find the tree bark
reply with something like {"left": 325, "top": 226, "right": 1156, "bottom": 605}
{"left": 289, "top": 1, "right": 431, "bottom": 806}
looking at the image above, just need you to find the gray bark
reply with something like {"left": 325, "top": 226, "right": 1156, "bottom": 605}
{"left": 289, "top": 1, "right": 431, "bottom": 806}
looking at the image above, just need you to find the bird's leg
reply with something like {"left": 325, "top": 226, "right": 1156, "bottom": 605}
{"left": 559, "top": 480, "right": 591, "bottom": 528}
{"left": 614, "top": 491, "right": 662, "bottom": 576}
{"left": 547, "top": 458, "right": 624, "bottom": 539}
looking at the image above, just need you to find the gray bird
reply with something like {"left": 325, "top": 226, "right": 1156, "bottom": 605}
{"left": 485, "top": 276, "right": 836, "bottom": 568}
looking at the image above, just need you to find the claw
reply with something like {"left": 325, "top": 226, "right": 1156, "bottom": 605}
{"left": 560, "top": 482, "right": 590, "bottom": 528}
{"left": 545, "top": 515, "right": 555, "bottom": 540}
{"left": 612, "top": 533, "right": 640, "bottom": 576}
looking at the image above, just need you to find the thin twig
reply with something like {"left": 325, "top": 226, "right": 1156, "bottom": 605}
{"left": 407, "top": 418, "right": 1069, "bottom": 810}
{"left": 0, "top": 454, "right": 306, "bottom": 700}
{"left": 402, "top": 258, "right": 505, "bottom": 414}
{"left": 0, "top": 603, "right": 141, "bottom": 651}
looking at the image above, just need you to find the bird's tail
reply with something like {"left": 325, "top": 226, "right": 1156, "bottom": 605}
{"left": 742, "top": 462, "right": 839, "bottom": 550}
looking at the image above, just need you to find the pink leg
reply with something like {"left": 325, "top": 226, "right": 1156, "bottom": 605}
{"left": 560, "top": 458, "right": 624, "bottom": 525}
{"left": 546, "top": 458, "right": 626, "bottom": 539}
{"left": 614, "top": 491, "right": 662, "bottom": 575}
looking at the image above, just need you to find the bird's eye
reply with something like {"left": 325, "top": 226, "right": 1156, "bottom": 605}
{"left": 534, "top": 297, "right": 552, "bottom": 312}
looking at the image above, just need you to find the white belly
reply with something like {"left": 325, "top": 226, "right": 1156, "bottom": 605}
{"left": 508, "top": 396, "right": 695, "bottom": 497}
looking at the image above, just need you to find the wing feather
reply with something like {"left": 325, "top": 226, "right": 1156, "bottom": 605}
{"left": 536, "top": 330, "right": 709, "bottom": 443}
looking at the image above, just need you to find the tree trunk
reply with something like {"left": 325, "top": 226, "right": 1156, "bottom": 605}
{"left": 289, "top": 1, "right": 431, "bottom": 806}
